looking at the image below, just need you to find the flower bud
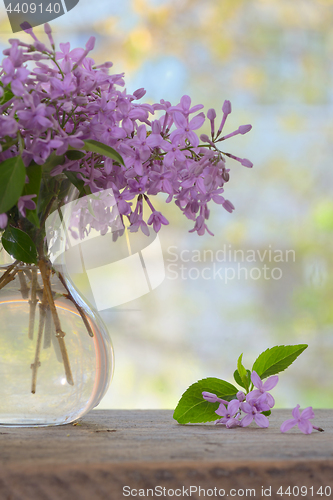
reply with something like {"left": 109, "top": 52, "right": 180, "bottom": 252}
{"left": 207, "top": 108, "right": 216, "bottom": 120}
{"left": 241, "top": 158, "right": 253, "bottom": 168}
{"left": 238, "top": 124, "right": 252, "bottom": 135}
{"left": 222, "top": 100, "right": 231, "bottom": 115}
{"left": 200, "top": 134, "right": 210, "bottom": 143}
{"left": 85, "top": 36, "right": 95, "bottom": 51}
{"left": 236, "top": 391, "right": 246, "bottom": 402}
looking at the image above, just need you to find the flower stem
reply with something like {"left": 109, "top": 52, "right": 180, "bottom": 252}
{"left": 31, "top": 286, "right": 47, "bottom": 394}
{"left": 0, "top": 261, "right": 20, "bottom": 290}
{"left": 28, "top": 268, "right": 38, "bottom": 341}
{"left": 57, "top": 271, "right": 94, "bottom": 338}
{"left": 39, "top": 259, "right": 74, "bottom": 386}
{"left": 18, "top": 270, "right": 30, "bottom": 299}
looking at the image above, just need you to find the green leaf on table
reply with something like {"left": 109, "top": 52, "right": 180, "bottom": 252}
{"left": 0, "top": 155, "right": 26, "bottom": 213}
{"left": 173, "top": 378, "right": 238, "bottom": 424}
{"left": 252, "top": 344, "right": 308, "bottom": 379}
{"left": 262, "top": 410, "right": 271, "bottom": 417}
{"left": 237, "top": 353, "right": 249, "bottom": 391}
{"left": 2, "top": 227, "right": 38, "bottom": 264}
{"left": 79, "top": 140, "right": 124, "bottom": 165}
{"left": 233, "top": 368, "right": 251, "bottom": 390}
{"left": 22, "top": 162, "right": 42, "bottom": 228}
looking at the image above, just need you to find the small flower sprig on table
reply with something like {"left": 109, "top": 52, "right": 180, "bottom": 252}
{"left": 173, "top": 344, "right": 324, "bottom": 434}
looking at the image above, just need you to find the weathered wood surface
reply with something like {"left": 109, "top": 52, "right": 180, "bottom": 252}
{"left": 0, "top": 410, "right": 332, "bottom": 499}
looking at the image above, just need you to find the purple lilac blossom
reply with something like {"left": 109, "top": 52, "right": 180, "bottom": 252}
{"left": 247, "top": 371, "right": 278, "bottom": 408}
{"left": 215, "top": 399, "right": 240, "bottom": 427}
{"left": 280, "top": 405, "right": 316, "bottom": 435}
{"left": 240, "top": 394, "right": 270, "bottom": 428}
{"left": 0, "top": 24, "right": 253, "bottom": 238}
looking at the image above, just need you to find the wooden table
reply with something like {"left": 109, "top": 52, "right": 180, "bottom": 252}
{"left": 0, "top": 410, "right": 332, "bottom": 499}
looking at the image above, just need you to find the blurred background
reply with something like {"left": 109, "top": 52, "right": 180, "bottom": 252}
{"left": 1, "top": 0, "right": 333, "bottom": 409}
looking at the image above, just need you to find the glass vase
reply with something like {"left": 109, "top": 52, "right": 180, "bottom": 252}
{"left": 0, "top": 246, "right": 113, "bottom": 427}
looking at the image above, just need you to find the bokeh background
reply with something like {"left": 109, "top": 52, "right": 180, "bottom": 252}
{"left": 1, "top": 0, "right": 333, "bottom": 409}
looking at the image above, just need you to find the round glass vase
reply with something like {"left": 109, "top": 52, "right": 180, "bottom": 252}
{"left": 0, "top": 248, "right": 113, "bottom": 427}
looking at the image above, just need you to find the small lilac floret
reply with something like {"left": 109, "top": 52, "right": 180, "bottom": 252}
{"left": 247, "top": 371, "right": 278, "bottom": 408}
{"left": 215, "top": 399, "right": 240, "bottom": 427}
{"left": 280, "top": 405, "right": 315, "bottom": 435}
{"left": 240, "top": 394, "right": 270, "bottom": 428}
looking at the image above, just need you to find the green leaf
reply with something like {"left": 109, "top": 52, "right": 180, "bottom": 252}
{"left": 65, "top": 150, "right": 86, "bottom": 161}
{"left": 262, "top": 410, "right": 271, "bottom": 417}
{"left": 41, "top": 153, "right": 65, "bottom": 177}
{"left": 2, "top": 227, "right": 38, "bottom": 264}
{"left": 0, "top": 83, "right": 14, "bottom": 105}
{"left": 0, "top": 136, "right": 18, "bottom": 152}
{"left": 22, "top": 163, "right": 42, "bottom": 228}
{"left": 252, "top": 344, "right": 308, "bottom": 379}
{"left": 0, "top": 155, "right": 26, "bottom": 213}
{"left": 64, "top": 171, "right": 85, "bottom": 194}
{"left": 173, "top": 378, "right": 238, "bottom": 424}
{"left": 79, "top": 140, "right": 124, "bottom": 165}
{"left": 233, "top": 368, "right": 251, "bottom": 391}
{"left": 237, "top": 353, "right": 249, "bottom": 391}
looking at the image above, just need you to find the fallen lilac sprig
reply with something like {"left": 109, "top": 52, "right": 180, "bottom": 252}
{"left": 173, "top": 344, "right": 324, "bottom": 433}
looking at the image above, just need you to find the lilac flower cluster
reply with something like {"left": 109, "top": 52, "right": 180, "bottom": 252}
{"left": 0, "top": 23, "right": 253, "bottom": 235}
{"left": 203, "top": 371, "right": 323, "bottom": 434}
{"left": 203, "top": 371, "right": 278, "bottom": 429}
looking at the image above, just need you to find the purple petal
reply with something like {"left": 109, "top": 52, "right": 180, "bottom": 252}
{"left": 251, "top": 371, "right": 263, "bottom": 390}
{"left": 254, "top": 413, "right": 269, "bottom": 428}
{"left": 180, "top": 95, "right": 191, "bottom": 110}
{"left": 215, "top": 404, "right": 228, "bottom": 417}
{"left": 240, "top": 414, "right": 253, "bottom": 427}
{"left": 280, "top": 418, "right": 297, "bottom": 433}
{"left": 187, "top": 130, "right": 199, "bottom": 148}
{"left": 262, "top": 375, "right": 279, "bottom": 391}
{"left": 173, "top": 111, "right": 187, "bottom": 129}
{"left": 301, "top": 407, "right": 315, "bottom": 420}
{"left": 266, "top": 393, "right": 275, "bottom": 408}
{"left": 189, "top": 112, "right": 205, "bottom": 131}
{"left": 226, "top": 417, "right": 240, "bottom": 429}
{"left": 228, "top": 399, "right": 240, "bottom": 416}
{"left": 246, "top": 389, "right": 261, "bottom": 402}
{"left": 241, "top": 402, "right": 252, "bottom": 414}
{"left": 298, "top": 420, "right": 313, "bottom": 435}
{"left": 292, "top": 404, "right": 301, "bottom": 420}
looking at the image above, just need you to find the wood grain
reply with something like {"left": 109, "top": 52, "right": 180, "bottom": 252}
{"left": 0, "top": 410, "right": 332, "bottom": 499}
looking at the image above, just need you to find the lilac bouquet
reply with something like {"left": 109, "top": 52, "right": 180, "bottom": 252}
{"left": 174, "top": 345, "right": 324, "bottom": 434}
{"left": 0, "top": 24, "right": 253, "bottom": 396}
{"left": 0, "top": 22, "right": 253, "bottom": 267}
